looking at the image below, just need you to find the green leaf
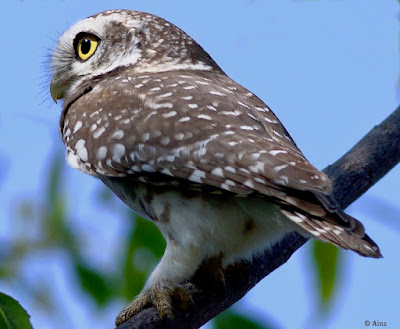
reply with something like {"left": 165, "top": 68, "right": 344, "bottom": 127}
{"left": 214, "top": 310, "right": 272, "bottom": 329}
{"left": 129, "top": 215, "right": 165, "bottom": 259}
{"left": 0, "top": 292, "right": 33, "bottom": 329}
{"left": 46, "top": 151, "right": 65, "bottom": 206}
{"left": 311, "top": 240, "right": 341, "bottom": 310}
{"left": 120, "top": 215, "right": 166, "bottom": 299}
{"left": 75, "top": 263, "right": 112, "bottom": 306}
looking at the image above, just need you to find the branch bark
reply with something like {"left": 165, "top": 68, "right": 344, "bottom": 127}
{"left": 116, "top": 106, "right": 400, "bottom": 329}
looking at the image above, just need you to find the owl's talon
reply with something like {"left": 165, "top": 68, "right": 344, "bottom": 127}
{"left": 115, "top": 283, "right": 198, "bottom": 325}
{"left": 174, "top": 282, "right": 198, "bottom": 310}
{"left": 115, "top": 292, "right": 152, "bottom": 326}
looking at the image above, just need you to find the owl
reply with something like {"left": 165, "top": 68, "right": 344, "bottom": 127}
{"left": 50, "top": 9, "right": 381, "bottom": 326}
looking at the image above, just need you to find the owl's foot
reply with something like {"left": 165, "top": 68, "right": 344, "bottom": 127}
{"left": 115, "top": 283, "right": 197, "bottom": 326}
{"left": 196, "top": 253, "right": 226, "bottom": 291}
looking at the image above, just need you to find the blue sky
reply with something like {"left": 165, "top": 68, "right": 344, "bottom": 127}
{"left": 0, "top": 1, "right": 399, "bottom": 329}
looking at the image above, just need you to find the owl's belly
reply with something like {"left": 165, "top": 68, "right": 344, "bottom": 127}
{"left": 100, "top": 175, "right": 295, "bottom": 265}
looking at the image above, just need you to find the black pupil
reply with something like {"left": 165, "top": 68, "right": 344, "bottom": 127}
{"left": 81, "top": 38, "right": 91, "bottom": 55}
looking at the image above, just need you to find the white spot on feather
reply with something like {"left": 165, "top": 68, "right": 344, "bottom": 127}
{"left": 93, "top": 127, "right": 106, "bottom": 139}
{"left": 237, "top": 102, "right": 250, "bottom": 109}
{"left": 112, "top": 144, "right": 125, "bottom": 163}
{"left": 75, "top": 139, "right": 88, "bottom": 162}
{"left": 161, "top": 168, "right": 173, "bottom": 176}
{"left": 254, "top": 177, "right": 266, "bottom": 184}
{"left": 96, "top": 146, "right": 107, "bottom": 160}
{"left": 162, "top": 111, "right": 177, "bottom": 118}
{"left": 269, "top": 150, "right": 287, "bottom": 156}
{"left": 161, "top": 137, "right": 170, "bottom": 145}
{"left": 142, "top": 164, "right": 155, "bottom": 172}
{"left": 211, "top": 167, "right": 224, "bottom": 177}
{"left": 274, "top": 164, "right": 288, "bottom": 172}
{"left": 224, "top": 166, "right": 236, "bottom": 173}
{"left": 249, "top": 162, "right": 264, "bottom": 174}
{"left": 66, "top": 151, "right": 79, "bottom": 169}
{"left": 73, "top": 121, "right": 82, "bottom": 133}
{"left": 188, "top": 169, "right": 206, "bottom": 183}
{"left": 279, "top": 175, "right": 289, "bottom": 184}
{"left": 243, "top": 179, "right": 255, "bottom": 189}
{"left": 224, "top": 179, "right": 236, "bottom": 186}
{"left": 157, "top": 92, "right": 173, "bottom": 98}
{"left": 240, "top": 125, "right": 254, "bottom": 131}
{"left": 175, "top": 133, "right": 184, "bottom": 140}
{"left": 198, "top": 114, "right": 212, "bottom": 120}
{"left": 110, "top": 130, "right": 124, "bottom": 140}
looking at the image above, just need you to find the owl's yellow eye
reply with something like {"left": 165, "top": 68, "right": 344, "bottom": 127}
{"left": 75, "top": 33, "right": 99, "bottom": 61}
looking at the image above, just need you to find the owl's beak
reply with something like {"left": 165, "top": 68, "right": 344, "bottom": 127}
{"left": 50, "top": 75, "right": 66, "bottom": 103}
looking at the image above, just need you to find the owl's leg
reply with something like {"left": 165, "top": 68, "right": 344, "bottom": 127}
{"left": 115, "top": 239, "right": 204, "bottom": 325}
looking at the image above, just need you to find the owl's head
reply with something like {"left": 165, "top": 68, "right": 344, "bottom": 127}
{"left": 50, "top": 9, "right": 220, "bottom": 102}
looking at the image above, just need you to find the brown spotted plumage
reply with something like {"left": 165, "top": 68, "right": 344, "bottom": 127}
{"left": 50, "top": 9, "right": 381, "bottom": 325}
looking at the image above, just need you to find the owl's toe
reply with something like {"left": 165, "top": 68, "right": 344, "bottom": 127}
{"left": 115, "top": 291, "right": 154, "bottom": 326}
{"left": 115, "top": 283, "right": 198, "bottom": 326}
{"left": 173, "top": 282, "right": 198, "bottom": 310}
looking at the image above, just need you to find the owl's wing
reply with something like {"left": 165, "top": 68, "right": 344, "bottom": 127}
{"left": 61, "top": 68, "right": 381, "bottom": 257}
{"left": 61, "top": 69, "right": 328, "bottom": 192}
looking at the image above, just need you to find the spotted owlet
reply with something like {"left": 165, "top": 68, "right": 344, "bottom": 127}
{"left": 50, "top": 9, "right": 381, "bottom": 326}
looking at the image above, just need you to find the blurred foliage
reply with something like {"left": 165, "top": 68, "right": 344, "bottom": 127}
{"left": 0, "top": 292, "right": 33, "bottom": 329}
{"left": 119, "top": 212, "right": 165, "bottom": 300}
{"left": 75, "top": 261, "right": 114, "bottom": 307}
{"left": 311, "top": 240, "right": 341, "bottom": 312}
{"left": 214, "top": 309, "right": 275, "bottom": 329}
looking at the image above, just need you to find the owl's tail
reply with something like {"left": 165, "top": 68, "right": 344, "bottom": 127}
{"left": 280, "top": 208, "right": 382, "bottom": 258}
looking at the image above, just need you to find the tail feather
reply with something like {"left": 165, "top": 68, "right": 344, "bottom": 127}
{"left": 280, "top": 208, "right": 382, "bottom": 258}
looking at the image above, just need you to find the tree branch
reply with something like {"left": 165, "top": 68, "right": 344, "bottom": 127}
{"left": 116, "top": 106, "right": 400, "bottom": 329}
